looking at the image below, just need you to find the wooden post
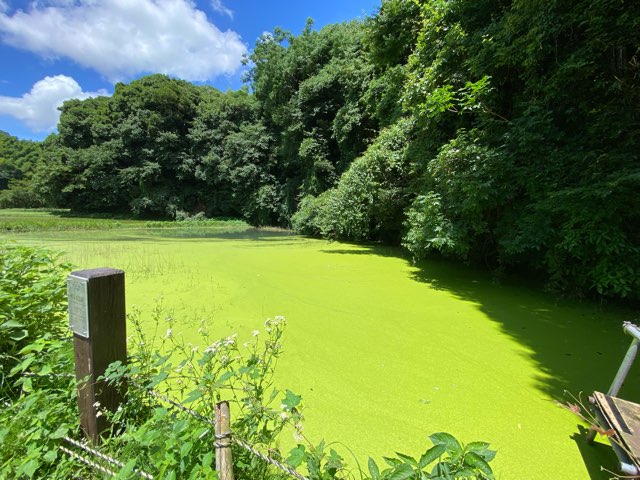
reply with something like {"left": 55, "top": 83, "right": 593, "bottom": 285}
{"left": 67, "top": 268, "right": 127, "bottom": 444}
{"left": 215, "top": 401, "right": 234, "bottom": 480}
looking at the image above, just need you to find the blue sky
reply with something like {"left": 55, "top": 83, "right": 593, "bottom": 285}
{"left": 0, "top": 0, "right": 381, "bottom": 140}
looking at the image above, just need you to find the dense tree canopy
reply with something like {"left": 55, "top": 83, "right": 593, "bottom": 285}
{"left": 0, "top": 131, "right": 45, "bottom": 207}
{"left": 1, "top": 0, "right": 638, "bottom": 300}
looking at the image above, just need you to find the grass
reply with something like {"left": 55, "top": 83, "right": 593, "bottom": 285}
{"left": 1, "top": 208, "right": 638, "bottom": 479}
{"left": 0, "top": 208, "right": 249, "bottom": 232}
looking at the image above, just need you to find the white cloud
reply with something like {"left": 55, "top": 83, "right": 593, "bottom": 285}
{"left": 0, "top": 0, "right": 247, "bottom": 82}
{"left": 0, "top": 75, "right": 107, "bottom": 131}
{"left": 211, "top": 0, "right": 233, "bottom": 19}
{"left": 0, "top": 1, "right": 8, "bottom": 13}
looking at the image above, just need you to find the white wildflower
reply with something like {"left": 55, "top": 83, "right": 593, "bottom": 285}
{"left": 252, "top": 330, "right": 259, "bottom": 337}
{"left": 165, "top": 328, "right": 172, "bottom": 339}
{"left": 280, "top": 412, "right": 289, "bottom": 421}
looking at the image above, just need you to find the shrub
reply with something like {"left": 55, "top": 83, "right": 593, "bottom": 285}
{"left": 292, "top": 118, "right": 415, "bottom": 242}
{"left": 0, "top": 244, "right": 70, "bottom": 397}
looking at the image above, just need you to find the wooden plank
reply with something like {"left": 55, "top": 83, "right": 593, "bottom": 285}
{"left": 594, "top": 391, "right": 640, "bottom": 467}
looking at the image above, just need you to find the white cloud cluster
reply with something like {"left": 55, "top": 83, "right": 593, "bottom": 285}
{"left": 211, "top": 0, "right": 233, "bottom": 19}
{"left": 0, "top": 75, "right": 107, "bottom": 131}
{"left": 0, "top": 0, "right": 247, "bottom": 82}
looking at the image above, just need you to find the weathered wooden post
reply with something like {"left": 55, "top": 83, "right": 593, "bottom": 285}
{"left": 67, "top": 268, "right": 127, "bottom": 444}
{"left": 215, "top": 401, "right": 234, "bottom": 480}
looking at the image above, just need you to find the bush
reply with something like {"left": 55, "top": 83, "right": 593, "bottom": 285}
{"left": 292, "top": 118, "right": 415, "bottom": 242}
{"left": 0, "top": 244, "right": 70, "bottom": 397}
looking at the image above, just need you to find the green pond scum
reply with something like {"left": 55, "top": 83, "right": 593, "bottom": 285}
{"left": 1, "top": 209, "right": 638, "bottom": 479}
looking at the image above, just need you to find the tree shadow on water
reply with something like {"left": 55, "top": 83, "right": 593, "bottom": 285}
{"left": 322, "top": 242, "right": 639, "bottom": 478}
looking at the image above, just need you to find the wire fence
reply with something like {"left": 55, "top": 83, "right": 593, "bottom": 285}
{"left": 59, "top": 388, "right": 309, "bottom": 480}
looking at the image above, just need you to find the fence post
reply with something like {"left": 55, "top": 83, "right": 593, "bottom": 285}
{"left": 215, "top": 401, "right": 234, "bottom": 480}
{"left": 67, "top": 268, "right": 127, "bottom": 444}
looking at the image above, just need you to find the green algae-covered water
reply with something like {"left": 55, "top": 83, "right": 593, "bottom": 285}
{"left": 2, "top": 211, "right": 638, "bottom": 479}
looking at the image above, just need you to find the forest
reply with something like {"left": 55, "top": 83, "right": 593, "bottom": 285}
{"left": 1, "top": 0, "right": 638, "bottom": 301}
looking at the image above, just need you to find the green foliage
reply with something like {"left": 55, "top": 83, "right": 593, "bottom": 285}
{"left": 246, "top": 20, "right": 378, "bottom": 211}
{"left": 402, "top": 131, "right": 507, "bottom": 264}
{"left": 366, "top": 432, "right": 495, "bottom": 480}
{"left": 0, "top": 244, "right": 70, "bottom": 396}
{"left": 0, "top": 244, "right": 79, "bottom": 477}
{"left": 292, "top": 118, "right": 415, "bottom": 243}
{"left": 400, "top": 0, "right": 640, "bottom": 298}
{"left": 0, "top": 131, "right": 45, "bottom": 208}
{"left": 0, "top": 336, "right": 79, "bottom": 479}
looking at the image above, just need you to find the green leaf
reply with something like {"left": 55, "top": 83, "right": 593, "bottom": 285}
{"left": 50, "top": 426, "right": 68, "bottom": 439}
{"left": 368, "top": 457, "right": 380, "bottom": 479}
{"left": 286, "top": 446, "right": 306, "bottom": 468}
{"left": 429, "top": 432, "right": 461, "bottom": 454}
{"left": 395, "top": 452, "right": 418, "bottom": 467}
{"left": 465, "top": 442, "right": 490, "bottom": 453}
{"left": 383, "top": 456, "right": 402, "bottom": 468}
{"left": 479, "top": 449, "right": 496, "bottom": 463}
{"left": 180, "top": 441, "right": 193, "bottom": 458}
{"left": 419, "top": 443, "right": 446, "bottom": 469}
{"left": 463, "top": 452, "right": 494, "bottom": 477}
{"left": 9, "top": 328, "right": 28, "bottom": 341}
{"left": 22, "top": 459, "right": 40, "bottom": 478}
{"left": 183, "top": 388, "right": 203, "bottom": 403}
{"left": 202, "top": 451, "right": 213, "bottom": 469}
{"left": 217, "top": 371, "right": 235, "bottom": 383}
{"left": 147, "top": 371, "right": 169, "bottom": 388}
{"left": 21, "top": 376, "right": 33, "bottom": 393}
{"left": 282, "top": 390, "right": 302, "bottom": 410}
{"left": 43, "top": 450, "right": 57, "bottom": 463}
{"left": 386, "top": 463, "right": 415, "bottom": 480}
{"left": 10, "top": 355, "right": 35, "bottom": 376}
{"left": 453, "top": 468, "right": 475, "bottom": 478}
{"left": 1, "top": 319, "right": 24, "bottom": 329}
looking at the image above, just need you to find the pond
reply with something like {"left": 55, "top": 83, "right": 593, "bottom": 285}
{"left": 2, "top": 214, "right": 637, "bottom": 479}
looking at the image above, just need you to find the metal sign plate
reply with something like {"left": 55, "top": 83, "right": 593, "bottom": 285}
{"left": 67, "top": 275, "right": 89, "bottom": 338}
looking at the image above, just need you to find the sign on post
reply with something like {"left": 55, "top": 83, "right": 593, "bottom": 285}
{"left": 67, "top": 275, "right": 89, "bottom": 338}
{"left": 67, "top": 268, "right": 127, "bottom": 444}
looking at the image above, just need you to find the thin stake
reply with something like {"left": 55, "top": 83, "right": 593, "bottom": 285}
{"left": 215, "top": 401, "right": 234, "bottom": 480}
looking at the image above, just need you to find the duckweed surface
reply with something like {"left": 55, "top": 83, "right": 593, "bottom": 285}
{"left": 2, "top": 210, "right": 637, "bottom": 479}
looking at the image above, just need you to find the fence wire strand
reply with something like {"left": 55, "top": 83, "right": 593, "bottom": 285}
{"left": 59, "top": 446, "right": 117, "bottom": 478}
{"left": 62, "top": 436, "right": 153, "bottom": 479}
